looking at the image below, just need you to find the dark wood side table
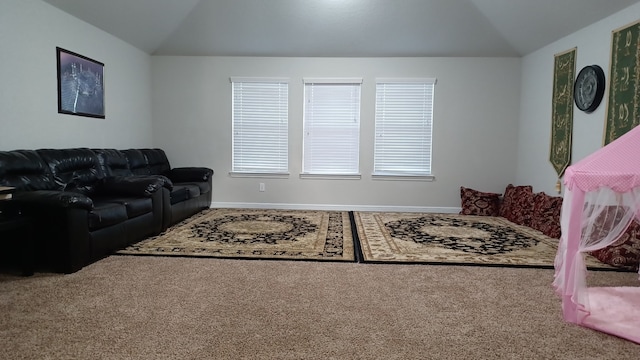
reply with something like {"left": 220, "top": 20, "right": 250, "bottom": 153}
{"left": 0, "top": 187, "right": 34, "bottom": 276}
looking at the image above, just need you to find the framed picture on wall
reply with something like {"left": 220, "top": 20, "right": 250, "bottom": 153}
{"left": 56, "top": 47, "right": 105, "bottom": 118}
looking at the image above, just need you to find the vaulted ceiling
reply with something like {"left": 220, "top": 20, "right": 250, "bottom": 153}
{"left": 42, "top": 0, "right": 640, "bottom": 57}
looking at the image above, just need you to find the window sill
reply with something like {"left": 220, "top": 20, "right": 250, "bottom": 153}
{"left": 372, "top": 174, "right": 435, "bottom": 181}
{"left": 299, "top": 173, "right": 362, "bottom": 180}
{"left": 229, "top": 172, "right": 290, "bottom": 179}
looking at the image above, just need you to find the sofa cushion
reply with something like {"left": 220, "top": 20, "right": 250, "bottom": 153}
{"left": 169, "top": 187, "right": 190, "bottom": 205}
{"left": 94, "top": 149, "right": 132, "bottom": 177}
{"left": 177, "top": 182, "right": 208, "bottom": 196}
{"left": 170, "top": 184, "right": 201, "bottom": 203}
{"left": 531, "top": 192, "right": 563, "bottom": 238}
{"left": 122, "top": 149, "right": 151, "bottom": 176}
{"left": 88, "top": 201, "right": 128, "bottom": 230}
{"left": 499, "top": 184, "right": 534, "bottom": 226}
{"left": 181, "top": 183, "right": 200, "bottom": 199}
{"left": 36, "top": 148, "right": 104, "bottom": 195}
{"left": 140, "top": 148, "right": 171, "bottom": 176}
{"left": 590, "top": 220, "right": 640, "bottom": 271}
{"left": 0, "top": 150, "right": 57, "bottom": 191}
{"left": 459, "top": 186, "right": 500, "bottom": 216}
{"left": 100, "top": 196, "right": 153, "bottom": 219}
{"left": 183, "top": 184, "right": 201, "bottom": 198}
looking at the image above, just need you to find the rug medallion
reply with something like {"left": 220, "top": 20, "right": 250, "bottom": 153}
{"left": 118, "top": 209, "right": 355, "bottom": 261}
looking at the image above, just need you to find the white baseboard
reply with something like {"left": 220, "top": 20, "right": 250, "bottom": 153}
{"left": 210, "top": 202, "right": 460, "bottom": 213}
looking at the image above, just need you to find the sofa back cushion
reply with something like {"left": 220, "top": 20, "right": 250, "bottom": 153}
{"left": 93, "top": 149, "right": 133, "bottom": 177}
{"left": 36, "top": 148, "right": 104, "bottom": 195}
{"left": 0, "top": 150, "right": 57, "bottom": 191}
{"left": 122, "top": 149, "right": 151, "bottom": 176}
{"left": 140, "top": 148, "right": 171, "bottom": 176}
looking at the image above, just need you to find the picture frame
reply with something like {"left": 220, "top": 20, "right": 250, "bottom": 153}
{"left": 56, "top": 47, "right": 105, "bottom": 118}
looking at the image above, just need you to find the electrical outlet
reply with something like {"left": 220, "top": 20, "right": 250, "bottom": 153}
{"left": 259, "top": 183, "right": 265, "bottom": 192}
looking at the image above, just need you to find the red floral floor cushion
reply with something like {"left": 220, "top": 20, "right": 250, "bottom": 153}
{"left": 499, "top": 184, "right": 534, "bottom": 226}
{"left": 459, "top": 186, "right": 500, "bottom": 216}
{"left": 531, "top": 192, "right": 562, "bottom": 239}
{"left": 590, "top": 220, "right": 640, "bottom": 271}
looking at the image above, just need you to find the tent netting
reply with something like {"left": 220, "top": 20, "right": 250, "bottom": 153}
{"left": 553, "top": 125, "right": 640, "bottom": 344}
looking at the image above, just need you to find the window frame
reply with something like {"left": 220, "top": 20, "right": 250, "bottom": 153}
{"left": 373, "top": 78, "right": 436, "bottom": 181}
{"left": 230, "top": 77, "right": 290, "bottom": 177}
{"left": 301, "top": 77, "right": 363, "bottom": 179}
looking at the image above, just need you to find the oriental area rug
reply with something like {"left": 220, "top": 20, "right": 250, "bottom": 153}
{"left": 117, "top": 208, "right": 355, "bottom": 262}
{"left": 353, "top": 212, "right": 616, "bottom": 270}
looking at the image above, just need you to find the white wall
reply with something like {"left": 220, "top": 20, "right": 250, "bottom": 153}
{"left": 0, "top": 0, "right": 153, "bottom": 150}
{"left": 152, "top": 56, "right": 521, "bottom": 210}
{"left": 517, "top": 3, "right": 640, "bottom": 195}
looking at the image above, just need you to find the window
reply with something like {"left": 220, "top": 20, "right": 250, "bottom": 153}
{"left": 231, "top": 77, "right": 289, "bottom": 175}
{"left": 302, "top": 78, "right": 362, "bottom": 176}
{"left": 374, "top": 78, "right": 436, "bottom": 179}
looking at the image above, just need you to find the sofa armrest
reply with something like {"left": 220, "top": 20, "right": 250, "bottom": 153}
{"left": 5, "top": 193, "right": 93, "bottom": 273}
{"left": 148, "top": 175, "right": 173, "bottom": 190}
{"left": 167, "top": 167, "right": 213, "bottom": 183}
{"left": 99, "top": 176, "right": 164, "bottom": 197}
{"left": 11, "top": 190, "right": 94, "bottom": 210}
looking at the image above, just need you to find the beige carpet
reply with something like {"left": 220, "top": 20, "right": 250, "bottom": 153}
{"left": 118, "top": 208, "right": 354, "bottom": 262}
{"left": 354, "top": 212, "right": 617, "bottom": 269}
{"left": 1, "top": 256, "right": 638, "bottom": 359}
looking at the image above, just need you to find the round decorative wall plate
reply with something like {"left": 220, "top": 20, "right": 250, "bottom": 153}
{"left": 573, "top": 65, "right": 605, "bottom": 113}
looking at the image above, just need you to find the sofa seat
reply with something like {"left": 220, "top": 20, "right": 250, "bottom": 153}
{"left": 88, "top": 201, "right": 129, "bottom": 231}
{"left": 169, "top": 187, "right": 189, "bottom": 205}
{"left": 96, "top": 196, "right": 154, "bottom": 219}
{"left": 180, "top": 181, "right": 211, "bottom": 195}
{"left": 181, "top": 184, "right": 201, "bottom": 199}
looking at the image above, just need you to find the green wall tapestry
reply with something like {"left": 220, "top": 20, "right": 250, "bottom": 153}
{"left": 550, "top": 48, "right": 576, "bottom": 187}
{"left": 604, "top": 19, "right": 640, "bottom": 145}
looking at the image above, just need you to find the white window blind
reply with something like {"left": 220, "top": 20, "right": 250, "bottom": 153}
{"left": 374, "top": 78, "right": 436, "bottom": 177}
{"left": 303, "top": 78, "right": 362, "bottom": 175}
{"left": 231, "top": 77, "right": 289, "bottom": 174}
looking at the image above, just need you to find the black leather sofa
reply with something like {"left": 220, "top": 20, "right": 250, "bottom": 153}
{"left": 0, "top": 148, "right": 213, "bottom": 273}
{"left": 94, "top": 148, "right": 213, "bottom": 230}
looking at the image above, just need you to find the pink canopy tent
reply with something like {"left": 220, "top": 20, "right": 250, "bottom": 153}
{"left": 554, "top": 125, "right": 640, "bottom": 343}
